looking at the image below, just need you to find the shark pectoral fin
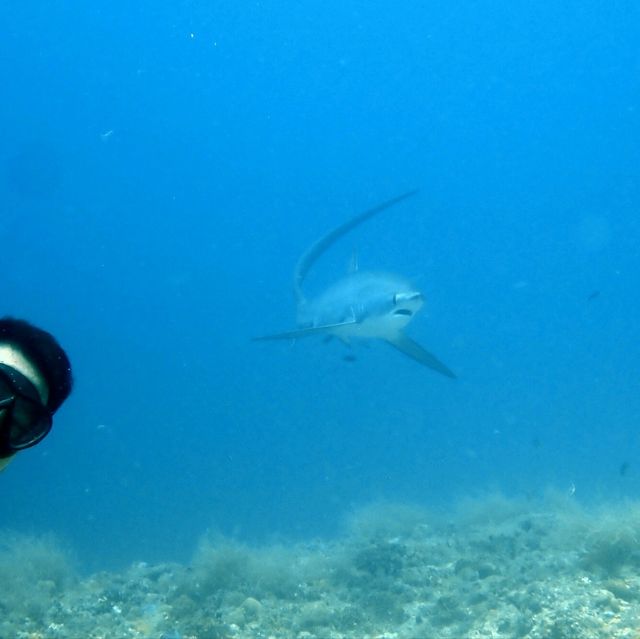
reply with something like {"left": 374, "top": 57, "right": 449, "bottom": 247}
{"left": 252, "top": 327, "right": 327, "bottom": 341}
{"left": 252, "top": 320, "right": 357, "bottom": 342}
{"left": 386, "top": 333, "right": 457, "bottom": 379}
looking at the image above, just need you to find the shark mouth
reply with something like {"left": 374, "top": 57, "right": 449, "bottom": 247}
{"left": 393, "top": 309, "right": 413, "bottom": 316}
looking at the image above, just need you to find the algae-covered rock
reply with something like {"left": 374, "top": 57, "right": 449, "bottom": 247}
{"left": 295, "top": 600, "right": 333, "bottom": 631}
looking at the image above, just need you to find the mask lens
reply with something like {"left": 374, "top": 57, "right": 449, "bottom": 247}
{"left": 7, "top": 400, "right": 52, "bottom": 448}
{"left": 0, "top": 365, "right": 52, "bottom": 452}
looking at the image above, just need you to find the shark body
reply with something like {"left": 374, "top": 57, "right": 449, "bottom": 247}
{"left": 254, "top": 190, "right": 456, "bottom": 378}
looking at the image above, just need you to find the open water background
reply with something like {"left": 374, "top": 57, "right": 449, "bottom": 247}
{"left": 1, "top": 1, "right": 638, "bottom": 571}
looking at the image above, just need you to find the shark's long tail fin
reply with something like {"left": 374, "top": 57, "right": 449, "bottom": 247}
{"left": 293, "top": 189, "right": 419, "bottom": 305}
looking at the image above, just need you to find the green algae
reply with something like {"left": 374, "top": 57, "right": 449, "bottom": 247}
{"left": 3, "top": 497, "right": 640, "bottom": 638}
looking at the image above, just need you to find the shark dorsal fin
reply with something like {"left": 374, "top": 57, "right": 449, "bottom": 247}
{"left": 292, "top": 189, "right": 419, "bottom": 305}
{"left": 348, "top": 250, "right": 359, "bottom": 275}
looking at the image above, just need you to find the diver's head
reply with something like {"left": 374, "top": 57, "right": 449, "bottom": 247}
{"left": 0, "top": 318, "right": 73, "bottom": 468}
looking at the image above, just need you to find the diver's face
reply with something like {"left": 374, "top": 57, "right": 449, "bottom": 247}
{"left": 0, "top": 344, "right": 49, "bottom": 405}
{"left": 0, "top": 344, "right": 50, "bottom": 467}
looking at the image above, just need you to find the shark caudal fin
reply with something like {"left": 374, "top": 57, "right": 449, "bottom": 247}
{"left": 386, "top": 332, "right": 456, "bottom": 378}
{"left": 293, "top": 190, "right": 419, "bottom": 305}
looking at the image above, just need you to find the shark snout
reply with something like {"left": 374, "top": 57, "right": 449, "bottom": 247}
{"left": 394, "top": 291, "right": 423, "bottom": 302}
{"left": 393, "top": 291, "right": 424, "bottom": 312}
{"left": 389, "top": 290, "right": 424, "bottom": 326}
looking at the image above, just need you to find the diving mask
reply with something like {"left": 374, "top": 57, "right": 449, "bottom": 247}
{"left": 0, "top": 363, "right": 52, "bottom": 457}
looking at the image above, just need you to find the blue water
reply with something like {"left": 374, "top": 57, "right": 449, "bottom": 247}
{"left": 1, "top": 1, "right": 638, "bottom": 571}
